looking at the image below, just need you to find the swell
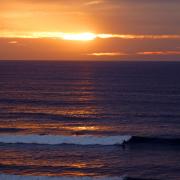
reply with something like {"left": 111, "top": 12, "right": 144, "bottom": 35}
{"left": 1, "top": 112, "right": 180, "bottom": 122}
{"left": 1, "top": 98, "right": 180, "bottom": 108}
{"left": 0, "top": 134, "right": 179, "bottom": 146}
{"left": 0, "top": 98, "right": 96, "bottom": 106}
{"left": 127, "top": 136, "right": 180, "bottom": 145}
{"left": 0, "top": 128, "right": 24, "bottom": 133}
{"left": 0, "top": 112, "right": 99, "bottom": 122}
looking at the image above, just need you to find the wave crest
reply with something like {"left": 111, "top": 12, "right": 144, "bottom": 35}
{"left": 0, "top": 174, "right": 161, "bottom": 180}
{"left": 0, "top": 135, "right": 131, "bottom": 145}
{"left": 0, "top": 134, "right": 179, "bottom": 146}
{"left": 0, "top": 174, "right": 125, "bottom": 180}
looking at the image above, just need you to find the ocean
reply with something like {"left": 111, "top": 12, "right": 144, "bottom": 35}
{"left": 0, "top": 61, "right": 180, "bottom": 180}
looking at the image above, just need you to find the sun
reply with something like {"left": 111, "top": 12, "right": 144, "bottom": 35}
{"left": 61, "top": 32, "right": 96, "bottom": 41}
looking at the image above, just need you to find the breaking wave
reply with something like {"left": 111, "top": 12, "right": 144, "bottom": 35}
{"left": 0, "top": 134, "right": 179, "bottom": 146}
{"left": 0, "top": 174, "right": 160, "bottom": 180}
{"left": 0, "top": 174, "right": 125, "bottom": 180}
{"left": 0, "top": 135, "right": 131, "bottom": 145}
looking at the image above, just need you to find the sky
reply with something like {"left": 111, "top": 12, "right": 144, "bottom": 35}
{"left": 0, "top": 0, "right": 180, "bottom": 61}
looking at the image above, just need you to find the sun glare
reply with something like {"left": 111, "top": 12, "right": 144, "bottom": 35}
{"left": 0, "top": 31, "right": 97, "bottom": 41}
{"left": 1, "top": 31, "right": 180, "bottom": 42}
{"left": 61, "top": 32, "right": 96, "bottom": 41}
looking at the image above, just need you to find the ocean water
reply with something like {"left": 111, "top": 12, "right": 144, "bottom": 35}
{"left": 0, "top": 61, "right": 180, "bottom": 180}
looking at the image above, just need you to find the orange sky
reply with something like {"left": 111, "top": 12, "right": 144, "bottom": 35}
{"left": 0, "top": 0, "right": 180, "bottom": 60}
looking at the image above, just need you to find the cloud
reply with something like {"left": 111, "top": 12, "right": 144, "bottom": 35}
{"left": 1, "top": 0, "right": 180, "bottom": 34}
{"left": 137, "top": 51, "right": 180, "bottom": 55}
{"left": 8, "top": 0, "right": 180, "bottom": 4}
{"left": 88, "top": 52, "right": 127, "bottom": 56}
{"left": 8, "top": 41, "right": 18, "bottom": 44}
{"left": 97, "top": 34, "right": 180, "bottom": 40}
{"left": 1, "top": 31, "right": 180, "bottom": 40}
{"left": 100, "top": 0, "right": 180, "bottom": 6}
{"left": 84, "top": 0, "right": 104, "bottom": 6}
{"left": 90, "top": 50, "right": 180, "bottom": 57}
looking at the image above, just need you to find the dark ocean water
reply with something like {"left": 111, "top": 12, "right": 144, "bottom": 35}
{"left": 0, "top": 61, "right": 180, "bottom": 180}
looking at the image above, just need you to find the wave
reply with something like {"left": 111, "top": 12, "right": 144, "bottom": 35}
{"left": 0, "top": 135, "right": 131, "bottom": 145}
{"left": 126, "top": 136, "right": 180, "bottom": 145}
{"left": 0, "top": 174, "right": 125, "bottom": 180}
{"left": 0, "top": 174, "right": 159, "bottom": 180}
{"left": 0, "top": 134, "right": 179, "bottom": 146}
{"left": 0, "top": 112, "right": 95, "bottom": 121}
{"left": 0, "top": 98, "right": 96, "bottom": 106}
{"left": 0, "top": 128, "right": 24, "bottom": 133}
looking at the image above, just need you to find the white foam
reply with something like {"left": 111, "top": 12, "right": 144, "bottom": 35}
{"left": 0, "top": 174, "right": 126, "bottom": 180}
{"left": 0, "top": 135, "right": 131, "bottom": 145}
